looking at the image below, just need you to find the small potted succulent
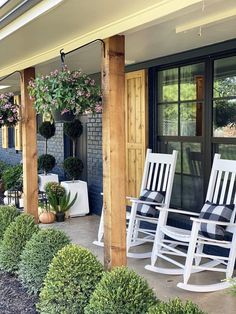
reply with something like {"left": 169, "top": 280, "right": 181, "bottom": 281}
{"left": 38, "top": 121, "right": 58, "bottom": 191}
{"left": 0, "top": 92, "right": 19, "bottom": 127}
{"left": 45, "top": 182, "right": 77, "bottom": 222}
{"left": 28, "top": 66, "right": 102, "bottom": 121}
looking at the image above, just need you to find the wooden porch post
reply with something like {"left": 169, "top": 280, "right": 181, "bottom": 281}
{"left": 102, "top": 35, "right": 126, "bottom": 269}
{"left": 20, "top": 67, "right": 38, "bottom": 222}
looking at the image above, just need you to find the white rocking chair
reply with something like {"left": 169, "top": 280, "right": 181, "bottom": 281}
{"left": 93, "top": 149, "right": 178, "bottom": 254}
{"left": 145, "top": 154, "right": 236, "bottom": 292}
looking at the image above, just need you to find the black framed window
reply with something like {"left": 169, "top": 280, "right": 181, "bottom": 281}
{"left": 153, "top": 53, "right": 236, "bottom": 213}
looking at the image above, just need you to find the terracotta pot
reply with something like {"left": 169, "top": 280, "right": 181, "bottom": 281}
{"left": 39, "top": 212, "right": 55, "bottom": 224}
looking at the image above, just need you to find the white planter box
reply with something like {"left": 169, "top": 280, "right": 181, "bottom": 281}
{"left": 61, "top": 180, "right": 89, "bottom": 217}
{"left": 38, "top": 173, "right": 59, "bottom": 192}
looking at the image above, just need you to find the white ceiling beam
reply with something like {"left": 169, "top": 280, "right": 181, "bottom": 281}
{"left": 0, "top": 0, "right": 202, "bottom": 77}
{"left": 176, "top": 7, "right": 236, "bottom": 33}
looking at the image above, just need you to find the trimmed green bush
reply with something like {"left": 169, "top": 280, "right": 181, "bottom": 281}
{"left": 0, "top": 214, "right": 39, "bottom": 273}
{"left": 148, "top": 298, "right": 206, "bottom": 314}
{"left": 39, "top": 121, "right": 55, "bottom": 140}
{"left": 37, "top": 244, "right": 104, "bottom": 314}
{"left": 63, "top": 119, "right": 83, "bottom": 140}
{"left": 38, "top": 154, "right": 56, "bottom": 174}
{"left": 18, "top": 229, "right": 70, "bottom": 294}
{"left": 85, "top": 266, "right": 156, "bottom": 314}
{"left": 63, "top": 156, "right": 83, "bottom": 180}
{"left": 0, "top": 205, "right": 19, "bottom": 241}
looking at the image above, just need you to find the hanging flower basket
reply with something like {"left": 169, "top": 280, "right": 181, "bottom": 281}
{"left": 0, "top": 92, "right": 19, "bottom": 128}
{"left": 28, "top": 66, "right": 102, "bottom": 119}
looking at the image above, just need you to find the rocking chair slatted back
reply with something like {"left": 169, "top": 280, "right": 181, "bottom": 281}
{"left": 140, "top": 149, "right": 178, "bottom": 208}
{"left": 206, "top": 154, "right": 236, "bottom": 224}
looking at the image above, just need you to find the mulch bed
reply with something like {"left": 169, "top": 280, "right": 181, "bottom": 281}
{"left": 0, "top": 272, "right": 38, "bottom": 314}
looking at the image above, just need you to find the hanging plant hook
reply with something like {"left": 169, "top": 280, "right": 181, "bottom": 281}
{"left": 59, "top": 39, "right": 105, "bottom": 67}
{"left": 60, "top": 49, "right": 66, "bottom": 68}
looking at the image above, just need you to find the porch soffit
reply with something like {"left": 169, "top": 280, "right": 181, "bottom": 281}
{"left": 0, "top": 0, "right": 202, "bottom": 78}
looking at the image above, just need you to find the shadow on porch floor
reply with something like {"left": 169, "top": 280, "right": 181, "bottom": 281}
{"left": 41, "top": 215, "right": 236, "bottom": 314}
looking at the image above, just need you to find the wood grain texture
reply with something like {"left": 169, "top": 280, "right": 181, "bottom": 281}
{"left": 125, "top": 70, "right": 148, "bottom": 201}
{"left": 20, "top": 68, "right": 38, "bottom": 222}
{"left": 102, "top": 35, "right": 126, "bottom": 269}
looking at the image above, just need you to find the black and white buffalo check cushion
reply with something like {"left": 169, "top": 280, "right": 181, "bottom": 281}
{"left": 199, "top": 201, "right": 234, "bottom": 240}
{"left": 136, "top": 189, "right": 165, "bottom": 218}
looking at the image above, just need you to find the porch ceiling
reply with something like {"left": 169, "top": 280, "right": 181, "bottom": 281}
{"left": 1, "top": 0, "right": 236, "bottom": 92}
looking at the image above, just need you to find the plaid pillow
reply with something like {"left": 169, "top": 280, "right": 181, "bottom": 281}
{"left": 136, "top": 189, "right": 165, "bottom": 218}
{"left": 199, "top": 201, "right": 234, "bottom": 240}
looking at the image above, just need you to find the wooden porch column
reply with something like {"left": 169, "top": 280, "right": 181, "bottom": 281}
{"left": 102, "top": 35, "right": 126, "bottom": 269}
{"left": 20, "top": 67, "right": 38, "bottom": 222}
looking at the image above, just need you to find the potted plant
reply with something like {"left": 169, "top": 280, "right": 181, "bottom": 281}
{"left": 28, "top": 66, "right": 102, "bottom": 121}
{"left": 0, "top": 92, "right": 20, "bottom": 127}
{"left": 61, "top": 119, "right": 89, "bottom": 217}
{"left": 38, "top": 121, "right": 58, "bottom": 191}
{"left": 2, "top": 164, "right": 23, "bottom": 207}
{"left": 45, "top": 182, "right": 77, "bottom": 222}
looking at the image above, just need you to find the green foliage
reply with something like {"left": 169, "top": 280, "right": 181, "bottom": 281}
{"left": 0, "top": 205, "right": 19, "bottom": 241}
{"left": 214, "top": 100, "right": 236, "bottom": 128}
{"left": 37, "top": 244, "right": 104, "bottom": 314}
{"left": 64, "top": 119, "right": 83, "bottom": 140}
{"left": 63, "top": 156, "right": 83, "bottom": 180}
{"left": 0, "top": 160, "right": 10, "bottom": 179}
{"left": 148, "top": 298, "right": 206, "bottom": 314}
{"left": 39, "top": 121, "right": 56, "bottom": 140}
{"left": 0, "top": 214, "right": 39, "bottom": 273}
{"left": 2, "top": 164, "right": 23, "bottom": 190}
{"left": 38, "top": 154, "right": 56, "bottom": 174}
{"left": 47, "top": 190, "right": 77, "bottom": 213}
{"left": 85, "top": 266, "right": 156, "bottom": 314}
{"left": 45, "top": 182, "right": 65, "bottom": 199}
{"left": 18, "top": 229, "right": 70, "bottom": 294}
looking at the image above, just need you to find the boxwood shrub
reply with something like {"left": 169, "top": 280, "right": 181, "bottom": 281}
{"left": 85, "top": 266, "right": 157, "bottom": 314}
{"left": 37, "top": 244, "right": 104, "bottom": 314}
{"left": 0, "top": 214, "right": 39, "bottom": 273}
{"left": 18, "top": 228, "right": 71, "bottom": 294}
{"left": 148, "top": 298, "right": 206, "bottom": 314}
{"left": 0, "top": 205, "right": 19, "bottom": 241}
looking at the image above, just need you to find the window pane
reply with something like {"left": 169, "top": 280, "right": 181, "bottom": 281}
{"left": 158, "top": 103, "right": 178, "bottom": 136}
{"left": 214, "top": 56, "right": 236, "bottom": 98}
{"left": 158, "top": 68, "right": 178, "bottom": 103}
{"left": 213, "top": 99, "right": 236, "bottom": 137}
{"left": 215, "top": 144, "right": 236, "bottom": 160}
{"left": 180, "top": 102, "right": 202, "bottom": 136}
{"left": 180, "top": 63, "right": 205, "bottom": 101}
{"left": 182, "top": 143, "right": 203, "bottom": 212}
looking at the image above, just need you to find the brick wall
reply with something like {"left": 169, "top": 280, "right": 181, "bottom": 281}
{"left": 87, "top": 113, "right": 103, "bottom": 215}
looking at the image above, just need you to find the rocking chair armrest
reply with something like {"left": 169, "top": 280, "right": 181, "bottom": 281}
{"left": 129, "top": 198, "right": 165, "bottom": 207}
{"left": 190, "top": 217, "right": 236, "bottom": 227}
{"left": 156, "top": 207, "right": 200, "bottom": 217}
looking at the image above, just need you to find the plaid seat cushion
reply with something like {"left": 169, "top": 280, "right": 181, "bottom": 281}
{"left": 136, "top": 189, "right": 165, "bottom": 218}
{"left": 199, "top": 201, "right": 234, "bottom": 240}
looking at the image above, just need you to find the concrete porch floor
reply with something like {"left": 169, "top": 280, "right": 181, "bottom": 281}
{"left": 43, "top": 215, "right": 236, "bottom": 314}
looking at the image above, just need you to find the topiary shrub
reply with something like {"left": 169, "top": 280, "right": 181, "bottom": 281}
{"left": 39, "top": 121, "right": 55, "bottom": 140}
{"left": 44, "top": 182, "right": 65, "bottom": 199}
{"left": 37, "top": 244, "right": 104, "bottom": 314}
{"left": 18, "top": 229, "right": 70, "bottom": 294}
{"left": 0, "top": 205, "right": 19, "bottom": 241}
{"left": 0, "top": 214, "right": 39, "bottom": 273}
{"left": 148, "top": 298, "right": 207, "bottom": 314}
{"left": 38, "top": 154, "right": 56, "bottom": 175}
{"left": 64, "top": 119, "right": 83, "bottom": 157}
{"left": 63, "top": 156, "right": 83, "bottom": 181}
{"left": 85, "top": 266, "right": 157, "bottom": 314}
